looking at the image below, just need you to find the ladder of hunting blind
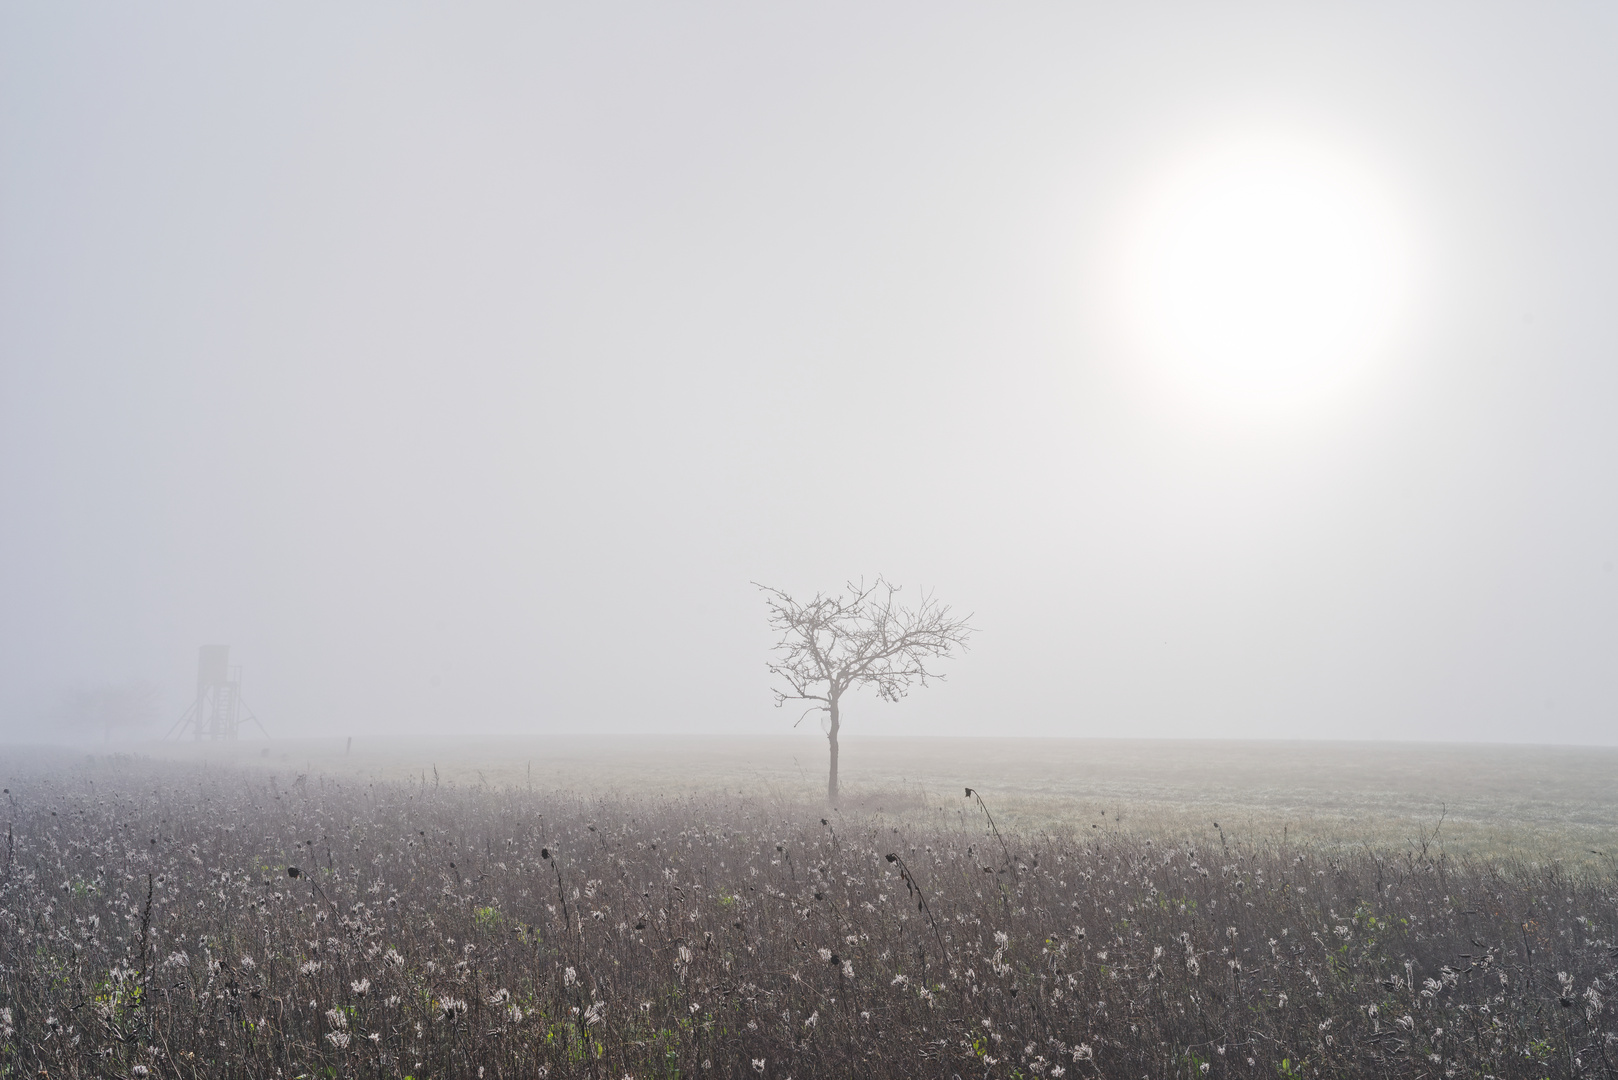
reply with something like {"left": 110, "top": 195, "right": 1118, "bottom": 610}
{"left": 210, "top": 680, "right": 237, "bottom": 736}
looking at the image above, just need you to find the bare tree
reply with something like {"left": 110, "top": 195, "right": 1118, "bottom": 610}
{"left": 756, "top": 577, "right": 972, "bottom": 801}
{"left": 54, "top": 679, "right": 161, "bottom": 743}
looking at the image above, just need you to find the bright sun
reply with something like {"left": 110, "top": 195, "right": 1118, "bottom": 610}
{"left": 1113, "top": 129, "right": 1421, "bottom": 412}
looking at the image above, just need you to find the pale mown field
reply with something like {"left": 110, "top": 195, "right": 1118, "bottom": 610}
{"left": 98, "top": 733, "right": 1618, "bottom": 868}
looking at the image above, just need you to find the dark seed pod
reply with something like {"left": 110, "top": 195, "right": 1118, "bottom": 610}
{"left": 541, "top": 848, "right": 550, "bottom": 860}
{"left": 287, "top": 866, "right": 300, "bottom": 878}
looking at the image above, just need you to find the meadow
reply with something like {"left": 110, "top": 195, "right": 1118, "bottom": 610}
{"left": 1, "top": 738, "right": 1615, "bottom": 1078}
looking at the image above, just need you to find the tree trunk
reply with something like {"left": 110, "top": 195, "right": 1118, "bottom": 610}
{"left": 826, "top": 697, "right": 840, "bottom": 803}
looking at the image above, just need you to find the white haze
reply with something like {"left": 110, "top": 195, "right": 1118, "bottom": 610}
{"left": 2, "top": 4, "right": 1616, "bottom": 744}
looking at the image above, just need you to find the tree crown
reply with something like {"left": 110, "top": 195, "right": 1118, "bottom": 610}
{"left": 755, "top": 577, "right": 972, "bottom": 723}
{"left": 53, "top": 679, "right": 161, "bottom": 739}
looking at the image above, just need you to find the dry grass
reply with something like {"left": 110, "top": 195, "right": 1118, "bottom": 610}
{"left": 1, "top": 741, "right": 1615, "bottom": 1078}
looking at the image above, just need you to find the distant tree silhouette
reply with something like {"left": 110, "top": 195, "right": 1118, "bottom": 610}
{"left": 54, "top": 679, "right": 161, "bottom": 743}
{"left": 756, "top": 578, "right": 972, "bottom": 801}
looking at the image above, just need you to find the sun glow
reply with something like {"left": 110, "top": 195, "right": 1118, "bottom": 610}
{"left": 1111, "top": 129, "right": 1422, "bottom": 412}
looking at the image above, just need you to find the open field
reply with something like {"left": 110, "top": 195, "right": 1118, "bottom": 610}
{"left": 130, "top": 734, "right": 1618, "bottom": 866}
{"left": 0, "top": 738, "right": 1615, "bottom": 1078}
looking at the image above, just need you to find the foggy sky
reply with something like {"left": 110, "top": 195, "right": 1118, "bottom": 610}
{"left": 3, "top": 3, "right": 1616, "bottom": 744}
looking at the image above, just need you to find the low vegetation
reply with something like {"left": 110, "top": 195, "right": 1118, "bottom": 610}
{"left": 2, "top": 757, "right": 1615, "bottom": 1078}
